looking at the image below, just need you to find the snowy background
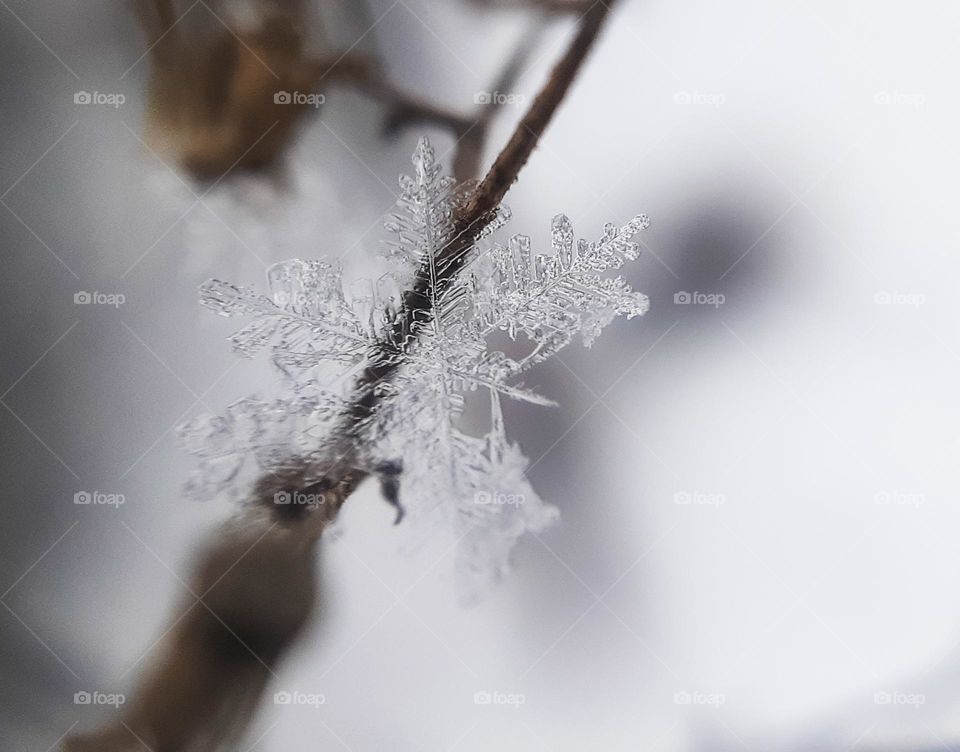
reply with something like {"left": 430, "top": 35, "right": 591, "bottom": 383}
{"left": 3, "top": 1, "right": 960, "bottom": 750}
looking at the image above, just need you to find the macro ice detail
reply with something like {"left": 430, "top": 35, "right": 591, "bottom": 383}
{"left": 180, "top": 137, "right": 649, "bottom": 600}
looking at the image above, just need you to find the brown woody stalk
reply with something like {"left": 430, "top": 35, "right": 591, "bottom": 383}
{"left": 302, "top": 0, "right": 618, "bottom": 506}
{"left": 65, "top": 3, "right": 616, "bottom": 749}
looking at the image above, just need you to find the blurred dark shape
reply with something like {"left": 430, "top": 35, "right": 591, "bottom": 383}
{"left": 134, "top": 0, "right": 567, "bottom": 184}
{"left": 512, "top": 178, "right": 787, "bottom": 645}
{"left": 135, "top": 0, "right": 371, "bottom": 181}
{"left": 63, "top": 508, "right": 325, "bottom": 752}
{"left": 638, "top": 192, "right": 787, "bottom": 328}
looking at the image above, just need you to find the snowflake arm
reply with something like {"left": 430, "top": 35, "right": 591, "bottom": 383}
{"left": 470, "top": 213, "right": 650, "bottom": 375}
{"left": 182, "top": 136, "right": 650, "bottom": 601}
{"left": 200, "top": 259, "right": 382, "bottom": 373}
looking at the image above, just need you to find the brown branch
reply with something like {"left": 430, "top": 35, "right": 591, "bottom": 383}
{"left": 450, "top": 18, "right": 548, "bottom": 181}
{"left": 66, "top": 4, "right": 617, "bottom": 748}
{"left": 265, "top": 1, "right": 618, "bottom": 508}
{"left": 62, "top": 491, "right": 342, "bottom": 752}
{"left": 354, "top": 75, "right": 476, "bottom": 140}
{"left": 342, "top": 0, "right": 616, "bottom": 443}
{"left": 339, "top": 17, "right": 545, "bottom": 183}
{"left": 462, "top": 0, "right": 614, "bottom": 223}
{"left": 134, "top": 1, "right": 565, "bottom": 182}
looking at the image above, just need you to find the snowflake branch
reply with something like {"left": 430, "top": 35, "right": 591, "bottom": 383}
{"left": 268, "top": 0, "right": 619, "bottom": 506}
{"left": 348, "top": 0, "right": 616, "bottom": 412}
{"left": 67, "top": 5, "right": 623, "bottom": 750}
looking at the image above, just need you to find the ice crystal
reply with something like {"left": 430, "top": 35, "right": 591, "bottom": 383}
{"left": 180, "top": 137, "right": 649, "bottom": 601}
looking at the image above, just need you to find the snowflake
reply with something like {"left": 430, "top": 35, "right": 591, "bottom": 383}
{"left": 180, "top": 137, "right": 649, "bottom": 601}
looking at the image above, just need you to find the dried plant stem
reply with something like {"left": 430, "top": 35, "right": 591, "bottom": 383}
{"left": 293, "top": 0, "right": 618, "bottom": 507}
{"left": 464, "top": 0, "right": 615, "bottom": 220}
{"left": 66, "top": 3, "right": 617, "bottom": 748}
{"left": 342, "top": 15, "right": 545, "bottom": 183}
{"left": 449, "top": 18, "right": 548, "bottom": 182}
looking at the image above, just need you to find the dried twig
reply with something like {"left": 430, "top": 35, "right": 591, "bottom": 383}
{"left": 255, "top": 0, "right": 618, "bottom": 506}
{"left": 62, "top": 484, "right": 346, "bottom": 752}
{"left": 66, "top": 2, "right": 617, "bottom": 748}
{"left": 135, "top": 0, "right": 576, "bottom": 181}
{"left": 345, "top": 0, "right": 617, "bottom": 446}
{"left": 452, "top": 19, "right": 549, "bottom": 181}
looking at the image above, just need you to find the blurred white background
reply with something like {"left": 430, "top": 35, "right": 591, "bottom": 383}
{"left": 2, "top": 1, "right": 960, "bottom": 750}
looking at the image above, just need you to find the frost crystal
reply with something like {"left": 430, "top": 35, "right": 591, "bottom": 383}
{"left": 180, "top": 137, "right": 649, "bottom": 601}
